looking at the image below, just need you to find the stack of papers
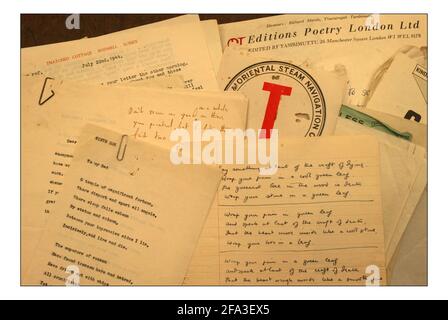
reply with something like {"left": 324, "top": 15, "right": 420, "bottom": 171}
{"left": 21, "top": 14, "right": 427, "bottom": 286}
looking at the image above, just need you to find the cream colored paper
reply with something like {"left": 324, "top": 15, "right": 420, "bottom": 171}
{"left": 364, "top": 46, "right": 427, "bottom": 105}
{"left": 185, "top": 135, "right": 387, "bottom": 285}
{"left": 201, "top": 20, "right": 223, "bottom": 76}
{"left": 21, "top": 76, "right": 248, "bottom": 278}
{"left": 367, "top": 52, "right": 427, "bottom": 124}
{"left": 125, "top": 75, "right": 185, "bottom": 89}
{"left": 217, "top": 49, "right": 347, "bottom": 138}
{"left": 334, "top": 117, "right": 427, "bottom": 266}
{"left": 388, "top": 189, "right": 427, "bottom": 285}
{"left": 219, "top": 14, "right": 427, "bottom": 107}
{"left": 25, "top": 124, "right": 221, "bottom": 285}
{"left": 22, "top": 15, "right": 218, "bottom": 90}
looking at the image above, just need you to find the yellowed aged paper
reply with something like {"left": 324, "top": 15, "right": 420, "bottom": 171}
{"left": 201, "top": 19, "right": 223, "bottom": 76}
{"left": 217, "top": 48, "right": 347, "bottom": 138}
{"left": 125, "top": 75, "right": 185, "bottom": 89}
{"left": 25, "top": 124, "right": 221, "bottom": 285}
{"left": 388, "top": 189, "right": 427, "bottom": 285}
{"left": 185, "top": 135, "right": 387, "bottom": 285}
{"left": 335, "top": 117, "right": 427, "bottom": 266}
{"left": 385, "top": 158, "right": 426, "bottom": 265}
{"left": 21, "top": 76, "right": 248, "bottom": 277}
{"left": 367, "top": 52, "right": 427, "bottom": 124}
{"left": 219, "top": 14, "right": 427, "bottom": 107}
{"left": 21, "top": 15, "right": 218, "bottom": 90}
{"left": 364, "top": 46, "right": 426, "bottom": 106}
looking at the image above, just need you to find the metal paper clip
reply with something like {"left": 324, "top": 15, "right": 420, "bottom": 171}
{"left": 38, "top": 77, "right": 55, "bottom": 106}
{"left": 116, "top": 135, "right": 128, "bottom": 161}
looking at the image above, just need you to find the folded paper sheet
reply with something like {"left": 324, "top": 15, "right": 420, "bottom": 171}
{"left": 21, "top": 15, "right": 218, "bottom": 90}
{"left": 201, "top": 19, "right": 224, "bottom": 76}
{"left": 334, "top": 117, "right": 427, "bottom": 266}
{"left": 21, "top": 76, "right": 248, "bottom": 280}
{"left": 184, "top": 135, "right": 387, "bottom": 285}
{"left": 25, "top": 124, "right": 221, "bottom": 285}
{"left": 367, "top": 52, "right": 427, "bottom": 124}
{"left": 219, "top": 14, "right": 427, "bottom": 107}
{"left": 20, "top": 14, "right": 427, "bottom": 286}
{"left": 217, "top": 49, "right": 347, "bottom": 138}
{"left": 388, "top": 189, "right": 427, "bottom": 285}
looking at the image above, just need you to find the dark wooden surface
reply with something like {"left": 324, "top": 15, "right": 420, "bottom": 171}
{"left": 21, "top": 14, "right": 276, "bottom": 48}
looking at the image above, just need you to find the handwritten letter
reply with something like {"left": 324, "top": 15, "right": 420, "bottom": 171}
{"left": 21, "top": 77, "right": 248, "bottom": 278}
{"left": 185, "top": 135, "right": 387, "bottom": 285}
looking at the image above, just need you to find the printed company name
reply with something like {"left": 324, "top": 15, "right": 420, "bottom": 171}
{"left": 227, "top": 31, "right": 298, "bottom": 46}
{"left": 225, "top": 61, "right": 326, "bottom": 137}
{"left": 226, "top": 19, "right": 421, "bottom": 47}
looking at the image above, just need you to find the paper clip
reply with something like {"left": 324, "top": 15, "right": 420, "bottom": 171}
{"left": 116, "top": 135, "right": 128, "bottom": 161}
{"left": 38, "top": 77, "right": 55, "bottom": 106}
